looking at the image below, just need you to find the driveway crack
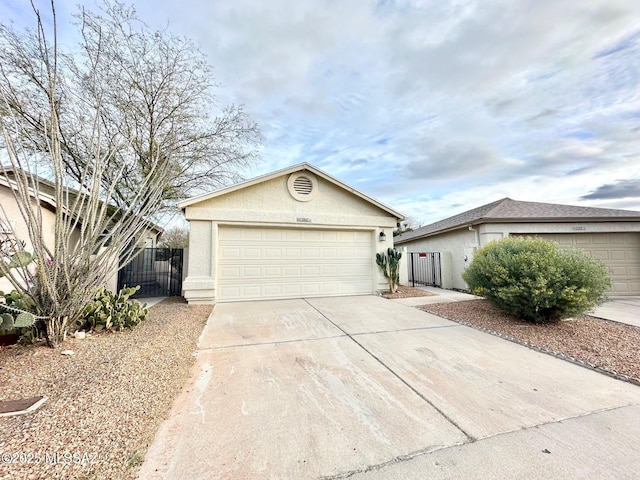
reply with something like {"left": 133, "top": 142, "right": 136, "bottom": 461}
{"left": 303, "top": 299, "right": 476, "bottom": 443}
{"left": 197, "top": 334, "right": 347, "bottom": 351}
{"left": 317, "top": 441, "right": 465, "bottom": 479}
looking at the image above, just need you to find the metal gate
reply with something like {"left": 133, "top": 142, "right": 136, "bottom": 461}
{"left": 118, "top": 248, "right": 184, "bottom": 298}
{"left": 408, "top": 252, "right": 441, "bottom": 287}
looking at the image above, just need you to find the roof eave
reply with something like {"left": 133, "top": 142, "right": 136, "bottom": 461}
{"left": 481, "top": 216, "right": 640, "bottom": 224}
{"left": 395, "top": 223, "right": 475, "bottom": 244}
{"left": 395, "top": 215, "right": 640, "bottom": 244}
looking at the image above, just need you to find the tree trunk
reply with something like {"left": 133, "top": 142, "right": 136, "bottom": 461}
{"left": 45, "top": 316, "right": 69, "bottom": 347}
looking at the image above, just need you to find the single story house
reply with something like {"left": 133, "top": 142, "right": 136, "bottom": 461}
{"left": 178, "top": 163, "right": 405, "bottom": 304}
{"left": 394, "top": 197, "right": 640, "bottom": 296}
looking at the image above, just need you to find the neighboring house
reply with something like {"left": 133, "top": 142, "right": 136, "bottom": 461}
{"left": 0, "top": 171, "right": 162, "bottom": 293}
{"left": 178, "top": 163, "right": 405, "bottom": 304}
{"left": 394, "top": 198, "right": 640, "bottom": 296}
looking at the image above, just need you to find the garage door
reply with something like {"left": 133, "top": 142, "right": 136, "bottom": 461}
{"left": 519, "top": 233, "right": 640, "bottom": 295}
{"left": 217, "top": 226, "right": 374, "bottom": 301}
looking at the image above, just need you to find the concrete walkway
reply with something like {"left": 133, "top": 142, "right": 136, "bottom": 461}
{"left": 139, "top": 295, "right": 640, "bottom": 479}
{"left": 391, "top": 286, "right": 479, "bottom": 307}
{"left": 141, "top": 297, "right": 168, "bottom": 308}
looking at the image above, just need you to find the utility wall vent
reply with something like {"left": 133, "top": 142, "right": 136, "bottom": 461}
{"left": 288, "top": 172, "right": 318, "bottom": 202}
{"left": 293, "top": 176, "right": 313, "bottom": 195}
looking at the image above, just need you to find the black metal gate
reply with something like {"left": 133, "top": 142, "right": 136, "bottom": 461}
{"left": 118, "top": 248, "right": 184, "bottom": 298}
{"left": 408, "top": 252, "right": 442, "bottom": 287}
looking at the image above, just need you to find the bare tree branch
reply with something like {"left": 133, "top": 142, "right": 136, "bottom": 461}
{"left": 0, "top": 1, "right": 179, "bottom": 346}
{"left": 0, "top": 0, "right": 261, "bottom": 213}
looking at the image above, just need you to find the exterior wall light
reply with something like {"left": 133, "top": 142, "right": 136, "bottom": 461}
{"left": 379, "top": 231, "right": 386, "bottom": 242}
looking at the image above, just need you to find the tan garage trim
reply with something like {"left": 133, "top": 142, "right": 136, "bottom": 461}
{"left": 217, "top": 226, "right": 374, "bottom": 301}
{"left": 515, "top": 233, "right": 640, "bottom": 295}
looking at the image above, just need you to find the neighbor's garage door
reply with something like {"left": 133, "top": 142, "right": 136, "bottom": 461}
{"left": 519, "top": 233, "right": 640, "bottom": 295}
{"left": 217, "top": 226, "right": 374, "bottom": 301}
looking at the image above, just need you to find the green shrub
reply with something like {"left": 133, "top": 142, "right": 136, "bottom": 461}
{"left": 80, "top": 286, "right": 148, "bottom": 332}
{"left": 462, "top": 236, "right": 610, "bottom": 323}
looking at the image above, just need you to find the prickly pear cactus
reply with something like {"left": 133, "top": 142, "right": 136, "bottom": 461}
{"left": 1, "top": 313, "right": 14, "bottom": 330}
{"left": 0, "top": 290, "right": 37, "bottom": 332}
{"left": 0, "top": 251, "right": 34, "bottom": 277}
{"left": 81, "top": 286, "right": 148, "bottom": 332}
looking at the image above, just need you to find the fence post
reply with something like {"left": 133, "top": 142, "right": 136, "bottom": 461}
{"left": 410, "top": 253, "right": 416, "bottom": 287}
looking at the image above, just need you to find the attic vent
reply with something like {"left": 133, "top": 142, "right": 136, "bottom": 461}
{"left": 293, "top": 176, "right": 313, "bottom": 195}
{"left": 288, "top": 172, "right": 318, "bottom": 202}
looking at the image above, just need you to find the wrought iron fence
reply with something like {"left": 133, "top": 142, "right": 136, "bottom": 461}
{"left": 118, "top": 248, "right": 184, "bottom": 297}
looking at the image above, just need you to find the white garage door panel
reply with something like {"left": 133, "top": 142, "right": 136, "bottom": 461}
{"left": 218, "top": 227, "right": 374, "bottom": 301}
{"left": 523, "top": 233, "right": 640, "bottom": 296}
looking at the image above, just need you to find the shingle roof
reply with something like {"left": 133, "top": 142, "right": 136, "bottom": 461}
{"left": 394, "top": 197, "right": 640, "bottom": 244}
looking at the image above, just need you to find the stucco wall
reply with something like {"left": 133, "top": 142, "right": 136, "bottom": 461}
{"left": 182, "top": 171, "right": 400, "bottom": 303}
{"left": 185, "top": 176, "right": 397, "bottom": 228}
{"left": 0, "top": 187, "right": 58, "bottom": 251}
{"left": 398, "top": 229, "right": 478, "bottom": 291}
{"left": 0, "top": 187, "right": 60, "bottom": 293}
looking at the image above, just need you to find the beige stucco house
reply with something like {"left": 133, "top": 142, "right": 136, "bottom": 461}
{"left": 178, "top": 163, "right": 405, "bottom": 304}
{"left": 0, "top": 172, "right": 161, "bottom": 293}
{"left": 395, "top": 198, "right": 640, "bottom": 295}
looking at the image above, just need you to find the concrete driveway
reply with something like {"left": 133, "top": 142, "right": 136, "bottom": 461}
{"left": 592, "top": 296, "right": 640, "bottom": 328}
{"left": 139, "top": 296, "right": 640, "bottom": 479}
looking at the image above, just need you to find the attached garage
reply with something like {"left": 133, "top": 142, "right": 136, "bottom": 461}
{"left": 521, "top": 233, "right": 640, "bottom": 296}
{"left": 217, "top": 226, "right": 374, "bottom": 301}
{"left": 178, "top": 163, "right": 404, "bottom": 304}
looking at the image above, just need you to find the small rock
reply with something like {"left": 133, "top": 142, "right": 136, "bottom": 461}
{"left": 61, "top": 350, "right": 74, "bottom": 356}
{"left": 74, "top": 331, "right": 86, "bottom": 339}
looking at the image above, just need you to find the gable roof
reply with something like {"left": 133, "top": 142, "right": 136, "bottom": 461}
{"left": 395, "top": 197, "right": 640, "bottom": 244}
{"left": 178, "top": 162, "right": 405, "bottom": 220}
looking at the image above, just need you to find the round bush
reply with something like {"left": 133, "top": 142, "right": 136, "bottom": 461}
{"left": 462, "top": 236, "right": 610, "bottom": 323}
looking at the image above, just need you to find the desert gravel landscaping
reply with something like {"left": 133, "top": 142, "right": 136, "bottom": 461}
{"left": 0, "top": 298, "right": 212, "bottom": 480}
{"left": 420, "top": 299, "right": 640, "bottom": 384}
{"left": 382, "top": 285, "right": 435, "bottom": 299}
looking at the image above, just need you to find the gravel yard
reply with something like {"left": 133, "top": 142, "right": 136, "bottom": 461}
{"left": 382, "top": 285, "right": 435, "bottom": 299}
{"left": 420, "top": 299, "right": 640, "bottom": 384}
{"left": 0, "top": 297, "right": 212, "bottom": 480}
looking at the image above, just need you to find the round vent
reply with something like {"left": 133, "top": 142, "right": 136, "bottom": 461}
{"left": 293, "top": 176, "right": 313, "bottom": 195}
{"left": 288, "top": 172, "right": 318, "bottom": 202}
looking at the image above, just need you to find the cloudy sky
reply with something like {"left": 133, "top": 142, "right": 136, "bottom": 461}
{"left": 4, "top": 0, "right": 640, "bottom": 226}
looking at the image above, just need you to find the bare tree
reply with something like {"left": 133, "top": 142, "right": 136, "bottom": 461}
{"left": 0, "top": 2, "right": 176, "bottom": 346}
{"left": 158, "top": 226, "right": 189, "bottom": 249}
{"left": 0, "top": 0, "right": 261, "bottom": 211}
{"left": 394, "top": 217, "right": 422, "bottom": 236}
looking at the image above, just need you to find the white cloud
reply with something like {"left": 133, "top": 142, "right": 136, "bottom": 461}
{"left": 12, "top": 0, "right": 640, "bottom": 223}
